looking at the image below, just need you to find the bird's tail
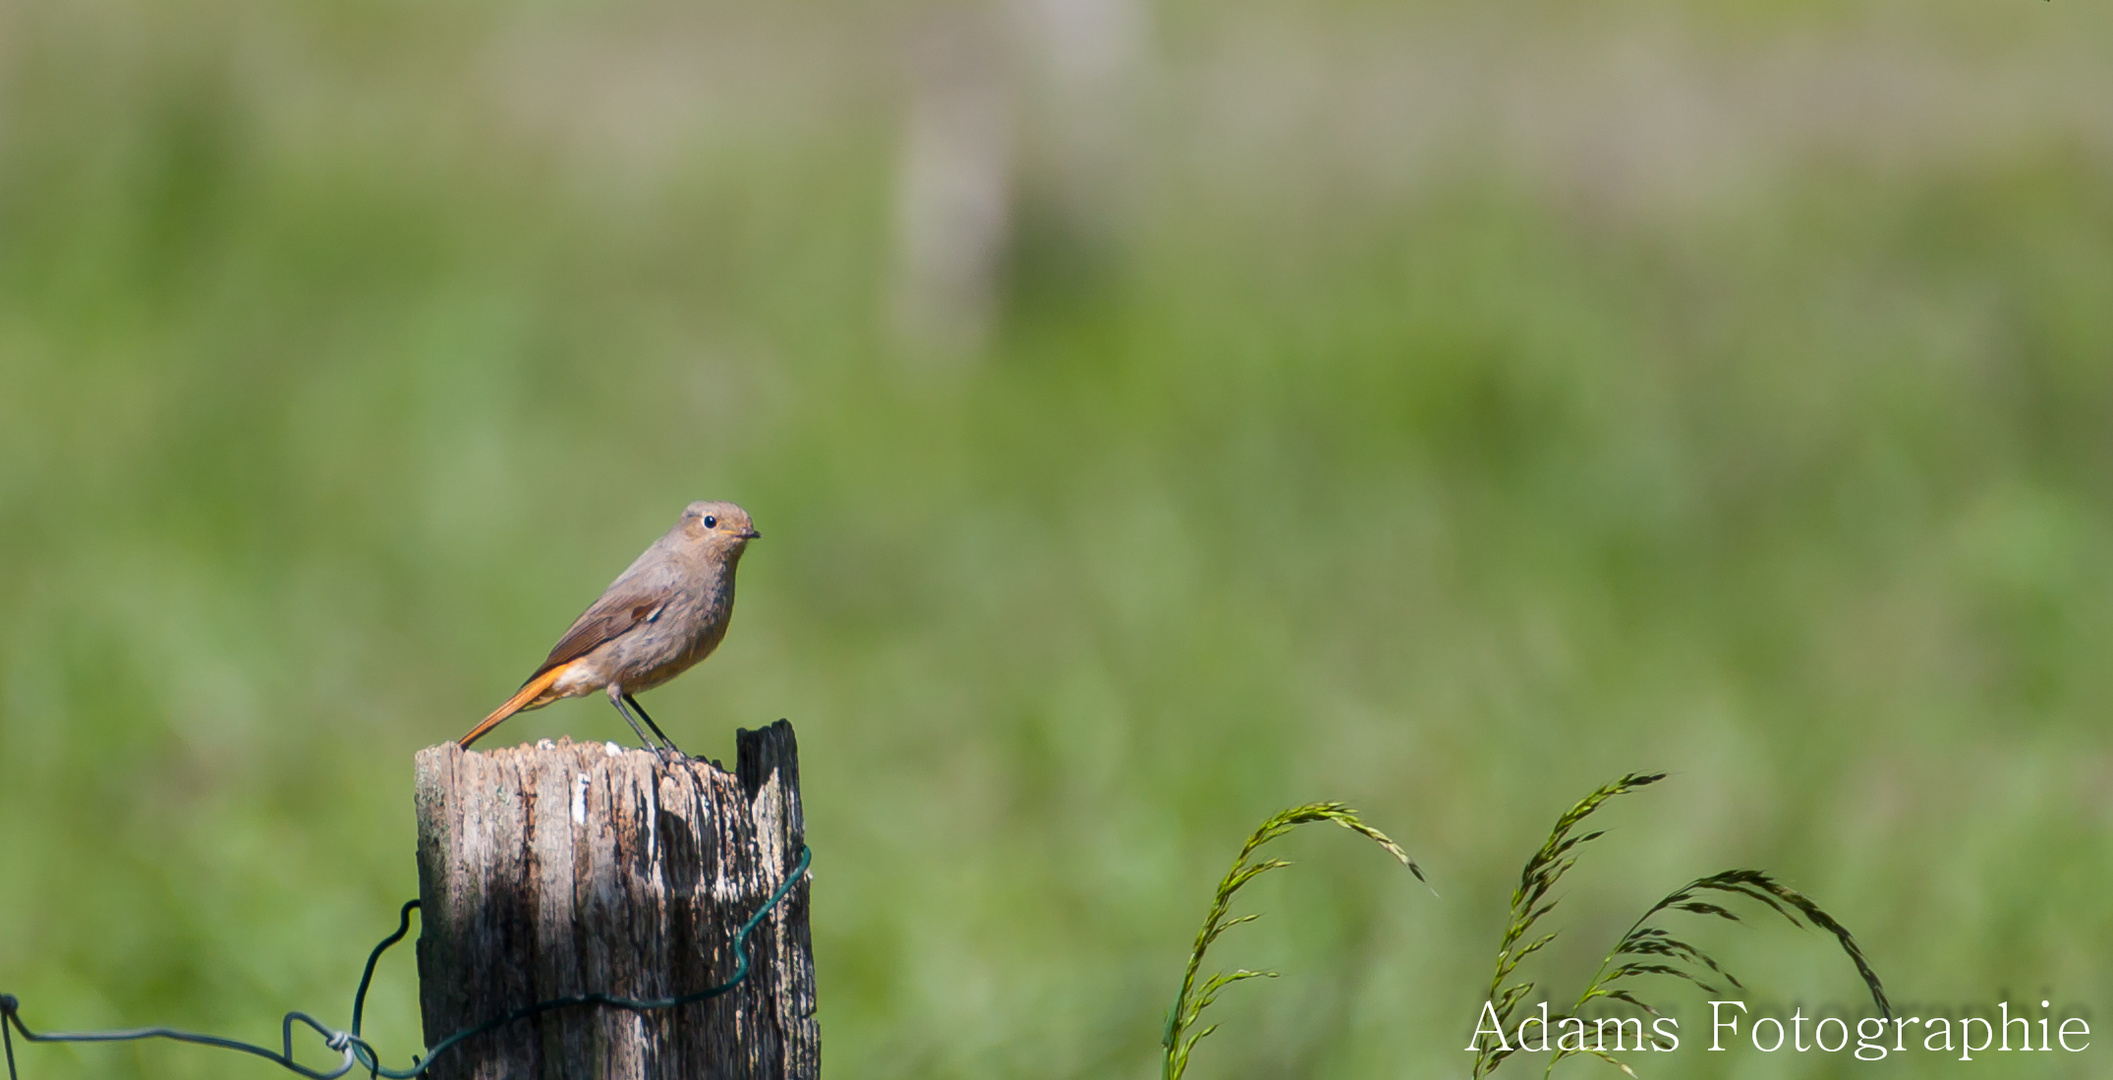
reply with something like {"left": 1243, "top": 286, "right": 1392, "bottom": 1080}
{"left": 459, "top": 664, "right": 569, "bottom": 748}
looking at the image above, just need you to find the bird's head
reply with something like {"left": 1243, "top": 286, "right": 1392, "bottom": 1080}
{"left": 680, "top": 500, "right": 760, "bottom": 554}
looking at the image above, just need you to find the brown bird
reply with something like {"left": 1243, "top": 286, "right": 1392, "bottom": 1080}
{"left": 458, "top": 500, "right": 760, "bottom": 757}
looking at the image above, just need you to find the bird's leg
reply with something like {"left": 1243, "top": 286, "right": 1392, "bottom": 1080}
{"left": 607, "top": 686, "right": 677, "bottom": 764}
{"left": 623, "top": 692, "right": 687, "bottom": 760}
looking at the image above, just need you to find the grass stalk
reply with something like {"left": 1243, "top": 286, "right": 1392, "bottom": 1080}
{"left": 1161, "top": 803, "right": 1425, "bottom": 1080}
{"left": 1474, "top": 774, "right": 1890, "bottom": 1080}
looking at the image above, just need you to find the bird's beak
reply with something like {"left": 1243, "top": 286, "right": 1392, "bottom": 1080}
{"left": 741, "top": 528, "right": 762, "bottom": 540}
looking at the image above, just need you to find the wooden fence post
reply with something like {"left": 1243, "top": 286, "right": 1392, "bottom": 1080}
{"left": 413, "top": 721, "right": 816, "bottom": 1080}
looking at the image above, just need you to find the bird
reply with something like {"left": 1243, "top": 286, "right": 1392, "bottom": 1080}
{"left": 458, "top": 500, "right": 760, "bottom": 757}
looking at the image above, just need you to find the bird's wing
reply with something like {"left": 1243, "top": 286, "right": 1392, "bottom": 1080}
{"left": 523, "top": 590, "right": 669, "bottom": 683}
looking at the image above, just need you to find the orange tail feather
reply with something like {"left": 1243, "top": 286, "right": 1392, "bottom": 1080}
{"left": 459, "top": 664, "right": 571, "bottom": 748}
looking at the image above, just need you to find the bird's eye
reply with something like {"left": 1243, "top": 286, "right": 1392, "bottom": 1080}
{"left": 702, "top": 515, "right": 718, "bottom": 529}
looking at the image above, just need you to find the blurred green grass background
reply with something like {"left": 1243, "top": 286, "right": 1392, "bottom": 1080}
{"left": 1, "top": 0, "right": 2109, "bottom": 1077}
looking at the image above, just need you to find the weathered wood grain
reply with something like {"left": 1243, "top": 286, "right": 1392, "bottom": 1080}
{"left": 414, "top": 721, "right": 815, "bottom": 1080}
